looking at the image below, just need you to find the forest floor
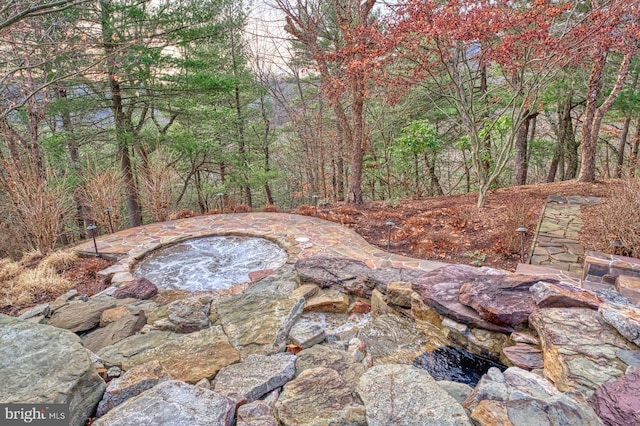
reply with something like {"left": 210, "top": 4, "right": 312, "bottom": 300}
{"left": 314, "top": 179, "right": 619, "bottom": 272}
{"left": 1, "top": 179, "right": 620, "bottom": 316}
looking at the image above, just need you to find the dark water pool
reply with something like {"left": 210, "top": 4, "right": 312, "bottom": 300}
{"left": 413, "top": 346, "right": 507, "bottom": 387}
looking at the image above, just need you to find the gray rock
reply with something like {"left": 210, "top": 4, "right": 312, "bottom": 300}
{"left": 296, "top": 256, "right": 371, "bottom": 296}
{"left": 599, "top": 303, "right": 640, "bottom": 346}
{"left": 617, "top": 349, "right": 640, "bottom": 367}
{"left": 93, "top": 380, "right": 235, "bottom": 426}
{"left": 18, "top": 303, "right": 50, "bottom": 320}
{"left": 166, "top": 295, "right": 212, "bottom": 333}
{"left": 502, "top": 343, "right": 544, "bottom": 370}
{"left": 357, "top": 364, "right": 471, "bottom": 425}
{"left": 288, "top": 318, "right": 325, "bottom": 348}
{"left": 465, "top": 367, "right": 600, "bottom": 425}
{"left": 357, "top": 314, "right": 430, "bottom": 364}
{"left": 48, "top": 299, "right": 117, "bottom": 332}
{"left": 412, "top": 265, "right": 513, "bottom": 333}
{"left": 83, "top": 312, "right": 147, "bottom": 353}
{"left": 437, "top": 381, "right": 474, "bottom": 405}
{"left": 0, "top": 314, "right": 105, "bottom": 426}
{"left": 275, "top": 367, "right": 366, "bottom": 426}
{"left": 213, "top": 353, "right": 295, "bottom": 402}
{"left": 217, "top": 289, "right": 304, "bottom": 358}
{"left": 96, "top": 360, "right": 169, "bottom": 417}
{"left": 529, "top": 308, "right": 636, "bottom": 393}
{"left": 96, "top": 330, "right": 178, "bottom": 368}
{"left": 295, "top": 344, "right": 366, "bottom": 390}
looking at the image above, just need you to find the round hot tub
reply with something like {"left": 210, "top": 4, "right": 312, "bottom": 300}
{"left": 134, "top": 235, "right": 287, "bottom": 291}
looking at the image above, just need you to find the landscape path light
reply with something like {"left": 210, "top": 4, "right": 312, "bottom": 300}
{"left": 87, "top": 224, "right": 100, "bottom": 258}
{"left": 516, "top": 225, "right": 527, "bottom": 263}
{"left": 217, "top": 193, "right": 224, "bottom": 213}
{"left": 386, "top": 220, "right": 395, "bottom": 252}
{"left": 105, "top": 207, "right": 114, "bottom": 234}
{"left": 312, "top": 194, "right": 319, "bottom": 217}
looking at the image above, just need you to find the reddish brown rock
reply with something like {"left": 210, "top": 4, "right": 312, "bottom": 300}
{"left": 114, "top": 278, "right": 158, "bottom": 300}
{"left": 458, "top": 274, "right": 547, "bottom": 327}
{"left": 588, "top": 368, "right": 640, "bottom": 426}
{"left": 249, "top": 269, "right": 274, "bottom": 282}
{"left": 412, "top": 265, "right": 513, "bottom": 333}
{"left": 530, "top": 281, "right": 602, "bottom": 310}
{"left": 348, "top": 300, "right": 371, "bottom": 314}
{"left": 502, "top": 344, "right": 544, "bottom": 370}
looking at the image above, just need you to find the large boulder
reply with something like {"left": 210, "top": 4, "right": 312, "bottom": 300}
{"left": 296, "top": 256, "right": 372, "bottom": 297}
{"left": 274, "top": 367, "right": 366, "bottom": 426}
{"left": 464, "top": 367, "right": 600, "bottom": 425}
{"left": 93, "top": 380, "right": 235, "bottom": 426}
{"left": 213, "top": 353, "right": 295, "bottom": 402}
{"left": 357, "top": 364, "right": 471, "bottom": 425}
{"left": 295, "top": 345, "right": 366, "bottom": 391}
{"left": 588, "top": 368, "right": 640, "bottom": 426}
{"left": 216, "top": 287, "right": 304, "bottom": 358}
{"left": 122, "top": 325, "right": 240, "bottom": 383}
{"left": 0, "top": 314, "right": 105, "bottom": 426}
{"left": 529, "top": 308, "right": 636, "bottom": 393}
{"left": 458, "top": 274, "right": 547, "bottom": 327}
{"left": 96, "top": 330, "right": 177, "bottom": 368}
{"left": 412, "top": 265, "right": 513, "bottom": 333}
{"left": 357, "top": 314, "right": 432, "bottom": 365}
{"left": 48, "top": 299, "right": 117, "bottom": 332}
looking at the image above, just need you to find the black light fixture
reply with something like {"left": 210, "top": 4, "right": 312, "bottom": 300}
{"left": 386, "top": 221, "right": 395, "bottom": 252}
{"left": 516, "top": 225, "right": 527, "bottom": 263}
{"left": 105, "top": 207, "right": 114, "bottom": 233}
{"left": 217, "top": 193, "right": 224, "bottom": 213}
{"left": 312, "top": 194, "right": 319, "bottom": 217}
{"left": 87, "top": 224, "right": 100, "bottom": 258}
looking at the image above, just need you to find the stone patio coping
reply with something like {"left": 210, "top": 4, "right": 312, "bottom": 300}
{"left": 73, "top": 212, "right": 447, "bottom": 286}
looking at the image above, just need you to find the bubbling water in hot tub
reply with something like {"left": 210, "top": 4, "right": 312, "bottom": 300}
{"left": 133, "top": 235, "right": 287, "bottom": 291}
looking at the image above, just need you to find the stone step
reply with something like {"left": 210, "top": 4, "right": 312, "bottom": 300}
{"left": 515, "top": 263, "right": 581, "bottom": 286}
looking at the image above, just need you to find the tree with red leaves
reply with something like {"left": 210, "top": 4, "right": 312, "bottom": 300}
{"left": 275, "top": 0, "right": 382, "bottom": 203}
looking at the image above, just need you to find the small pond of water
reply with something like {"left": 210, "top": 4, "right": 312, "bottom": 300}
{"left": 413, "top": 346, "right": 507, "bottom": 387}
{"left": 134, "top": 236, "right": 287, "bottom": 291}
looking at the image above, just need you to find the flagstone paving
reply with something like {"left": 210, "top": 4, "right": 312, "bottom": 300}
{"left": 74, "top": 212, "right": 447, "bottom": 285}
{"left": 527, "top": 196, "right": 602, "bottom": 275}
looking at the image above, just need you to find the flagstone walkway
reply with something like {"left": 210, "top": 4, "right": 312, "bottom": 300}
{"left": 526, "top": 195, "right": 603, "bottom": 274}
{"left": 74, "top": 212, "right": 447, "bottom": 285}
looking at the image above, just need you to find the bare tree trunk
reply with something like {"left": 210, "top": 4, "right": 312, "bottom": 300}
{"left": 579, "top": 50, "right": 635, "bottom": 182}
{"left": 514, "top": 111, "right": 531, "bottom": 185}
{"left": 617, "top": 116, "right": 631, "bottom": 178}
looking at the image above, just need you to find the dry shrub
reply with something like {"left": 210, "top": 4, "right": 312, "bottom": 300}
{"left": 0, "top": 161, "right": 73, "bottom": 254}
{"left": 296, "top": 204, "right": 315, "bottom": 216}
{"left": 261, "top": 204, "right": 279, "bottom": 212}
{"left": 493, "top": 196, "right": 535, "bottom": 256}
{"left": 40, "top": 250, "right": 79, "bottom": 273}
{"left": 233, "top": 204, "right": 252, "bottom": 213}
{"left": 140, "top": 150, "right": 179, "bottom": 223}
{"left": 169, "top": 209, "right": 196, "bottom": 220}
{"left": 77, "top": 165, "right": 124, "bottom": 233}
{"left": 592, "top": 179, "right": 640, "bottom": 257}
{"left": 0, "top": 257, "right": 74, "bottom": 308}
